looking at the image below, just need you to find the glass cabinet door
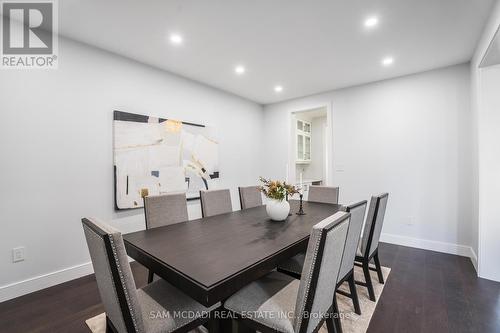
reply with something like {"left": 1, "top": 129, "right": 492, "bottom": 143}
{"left": 297, "top": 134, "right": 304, "bottom": 160}
{"left": 296, "top": 119, "right": 311, "bottom": 162}
{"left": 304, "top": 136, "right": 311, "bottom": 160}
{"left": 297, "top": 120, "right": 303, "bottom": 131}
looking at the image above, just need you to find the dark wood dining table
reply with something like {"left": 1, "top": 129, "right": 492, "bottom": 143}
{"left": 123, "top": 200, "right": 341, "bottom": 309}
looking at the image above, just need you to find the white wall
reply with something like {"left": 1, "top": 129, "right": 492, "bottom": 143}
{"left": 264, "top": 64, "right": 475, "bottom": 261}
{"left": 471, "top": 0, "right": 500, "bottom": 281}
{"left": 476, "top": 66, "right": 500, "bottom": 281}
{"left": 0, "top": 37, "right": 264, "bottom": 301}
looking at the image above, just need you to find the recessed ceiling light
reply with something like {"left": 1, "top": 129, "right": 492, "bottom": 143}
{"left": 235, "top": 65, "right": 246, "bottom": 75}
{"left": 169, "top": 34, "right": 183, "bottom": 45}
{"left": 364, "top": 16, "right": 379, "bottom": 28}
{"left": 382, "top": 57, "right": 394, "bottom": 66}
{"left": 274, "top": 85, "right": 283, "bottom": 93}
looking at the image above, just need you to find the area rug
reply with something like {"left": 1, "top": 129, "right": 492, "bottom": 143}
{"left": 86, "top": 266, "right": 390, "bottom": 333}
{"left": 321, "top": 265, "right": 391, "bottom": 333}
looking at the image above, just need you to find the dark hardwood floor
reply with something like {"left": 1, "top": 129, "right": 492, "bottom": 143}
{"left": 369, "top": 244, "right": 500, "bottom": 333}
{"left": 0, "top": 243, "right": 499, "bottom": 333}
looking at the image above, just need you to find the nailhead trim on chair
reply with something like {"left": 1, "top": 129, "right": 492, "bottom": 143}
{"left": 294, "top": 230, "right": 322, "bottom": 332}
{"left": 109, "top": 235, "right": 140, "bottom": 332}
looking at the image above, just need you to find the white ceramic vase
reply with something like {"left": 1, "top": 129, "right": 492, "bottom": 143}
{"left": 266, "top": 199, "right": 290, "bottom": 221}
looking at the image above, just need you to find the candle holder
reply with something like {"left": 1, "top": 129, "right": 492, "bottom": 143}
{"left": 296, "top": 193, "right": 306, "bottom": 215}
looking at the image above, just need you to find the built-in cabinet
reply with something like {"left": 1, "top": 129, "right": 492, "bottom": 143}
{"left": 296, "top": 119, "right": 311, "bottom": 163}
{"left": 292, "top": 109, "right": 327, "bottom": 188}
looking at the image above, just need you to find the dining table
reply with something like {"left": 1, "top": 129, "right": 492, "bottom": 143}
{"left": 123, "top": 199, "right": 341, "bottom": 331}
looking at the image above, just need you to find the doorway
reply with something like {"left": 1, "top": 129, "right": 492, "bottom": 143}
{"left": 288, "top": 105, "right": 331, "bottom": 198}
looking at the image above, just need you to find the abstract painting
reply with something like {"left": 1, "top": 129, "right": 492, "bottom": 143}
{"left": 113, "top": 111, "right": 219, "bottom": 210}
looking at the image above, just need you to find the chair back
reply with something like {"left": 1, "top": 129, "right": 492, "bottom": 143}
{"left": 144, "top": 193, "right": 188, "bottom": 229}
{"left": 307, "top": 186, "right": 339, "bottom": 204}
{"left": 200, "top": 189, "right": 232, "bottom": 217}
{"left": 360, "top": 193, "right": 389, "bottom": 258}
{"left": 338, "top": 200, "right": 367, "bottom": 282}
{"left": 238, "top": 186, "right": 263, "bottom": 210}
{"left": 82, "top": 218, "right": 144, "bottom": 333}
{"left": 293, "top": 212, "right": 350, "bottom": 333}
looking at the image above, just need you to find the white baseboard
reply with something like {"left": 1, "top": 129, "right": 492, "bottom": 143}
{"left": 0, "top": 234, "right": 480, "bottom": 304}
{"left": 0, "top": 257, "right": 137, "bottom": 303}
{"left": 381, "top": 232, "right": 478, "bottom": 272}
{"left": 469, "top": 247, "right": 478, "bottom": 272}
{"left": 0, "top": 262, "right": 94, "bottom": 303}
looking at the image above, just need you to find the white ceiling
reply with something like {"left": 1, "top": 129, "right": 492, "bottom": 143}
{"left": 480, "top": 26, "right": 500, "bottom": 67}
{"left": 58, "top": 0, "right": 494, "bottom": 104}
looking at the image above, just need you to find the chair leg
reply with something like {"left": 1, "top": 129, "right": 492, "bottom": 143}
{"left": 332, "top": 296, "right": 343, "bottom": 333}
{"left": 219, "top": 316, "right": 233, "bottom": 333}
{"left": 373, "top": 252, "right": 384, "bottom": 284}
{"left": 347, "top": 272, "right": 362, "bottom": 315}
{"left": 147, "top": 270, "right": 154, "bottom": 284}
{"left": 106, "top": 316, "right": 116, "bottom": 333}
{"left": 362, "top": 261, "right": 376, "bottom": 302}
{"left": 236, "top": 319, "right": 256, "bottom": 333}
{"left": 207, "top": 318, "right": 219, "bottom": 333}
{"left": 326, "top": 314, "right": 337, "bottom": 333}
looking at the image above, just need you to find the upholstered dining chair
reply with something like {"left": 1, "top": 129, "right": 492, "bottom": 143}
{"left": 277, "top": 200, "right": 367, "bottom": 316}
{"left": 199, "top": 189, "right": 232, "bottom": 217}
{"left": 308, "top": 186, "right": 340, "bottom": 204}
{"left": 238, "top": 186, "right": 263, "bottom": 210}
{"left": 81, "top": 218, "right": 219, "bottom": 333}
{"left": 144, "top": 193, "right": 189, "bottom": 229}
{"left": 143, "top": 193, "right": 189, "bottom": 283}
{"left": 224, "top": 211, "right": 350, "bottom": 333}
{"left": 354, "top": 193, "right": 389, "bottom": 302}
{"left": 336, "top": 201, "right": 367, "bottom": 314}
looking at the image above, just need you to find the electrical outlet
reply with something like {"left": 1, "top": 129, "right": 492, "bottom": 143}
{"left": 12, "top": 247, "right": 25, "bottom": 263}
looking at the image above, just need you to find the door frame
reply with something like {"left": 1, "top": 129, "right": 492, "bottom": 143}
{"left": 287, "top": 101, "right": 334, "bottom": 186}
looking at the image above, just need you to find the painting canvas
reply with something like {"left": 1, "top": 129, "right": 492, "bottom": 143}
{"left": 113, "top": 111, "right": 219, "bottom": 210}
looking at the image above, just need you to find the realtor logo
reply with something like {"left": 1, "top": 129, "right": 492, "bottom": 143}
{"left": 1, "top": 0, "right": 58, "bottom": 69}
